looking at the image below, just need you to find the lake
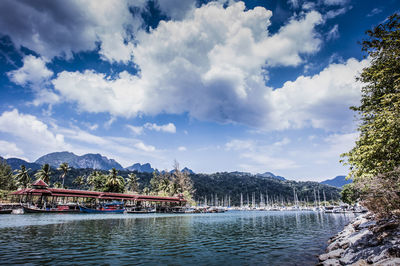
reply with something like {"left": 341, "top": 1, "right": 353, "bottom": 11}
{"left": 0, "top": 211, "right": 354, "bottom": 265}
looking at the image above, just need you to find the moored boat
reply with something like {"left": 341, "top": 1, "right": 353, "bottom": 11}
{"left": 0, "top": 209, "right": 12, "bottom": 214}
{"left": 126, "top": 207, "right": 156, "bottom": 214}
{"left": 79, "top": 202, "right": 126, "bottom": 213}
{"left": 23, "top": 205, "right": 80, "bottom": 214}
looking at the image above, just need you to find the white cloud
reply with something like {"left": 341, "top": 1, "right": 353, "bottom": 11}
{"left": 52, "top": 2, "right": 325, "bottom": 129}
{"left": 155, "top": 0, "right": 196, "bottom": 20}
{"left": 144, "top": 123, "right": 176, "bottom": 133}
{"left": 7, "top": 55, "right": 59, "bottom": 106}
{"left": 7, "top": 55, "right": 53, "bottom": 86}
{"left": 268, "top": 58, "right": 370, "bottom": 131}
{"left": 323, "top": 0, "right": 348, "bottom": 6}
{"left": 0, "top": 109, "right": 67, "bottom": 157}
{"left": 0, "top": 0, "right": 146, "bottom": 62}
{"left": 178, "top": 146, "right": 187, "bottom": 151}
{"left": 327, "top": 24, "right": 339, "bottom": 41}
{"left": 134, "top": 142, "right": 156, "bottom": 152}
{"left": 0, "top": 140, "right": 24, "bottom": 158}
{"left": 127, "top": 125, "right": 144, "bottom": 135}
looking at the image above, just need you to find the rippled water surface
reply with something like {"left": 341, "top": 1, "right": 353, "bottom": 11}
{"left": 0, "top": 211, "right": 354, "bottom": 265}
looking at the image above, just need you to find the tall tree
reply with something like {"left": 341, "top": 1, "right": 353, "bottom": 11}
{"left": 73, "top": 175, "right": 86, "bottom": 190}
{"left": 57, "top": 162, "right": 70, "bottom": 189}
{"left": 341, "top": 14, "right": 400, "bottom": 216}
{"left": 34, "top": 164, "right": 52, "bottom": 185}
{"left": 14, "top": 165, "right": 31, "bottom": 189}
{"left": 105, "top": 168, "right": 125, "bottom": 193}
{"left": 0, "top": 159, "right": 16, "bottom": 190}
{"left": 126, "top": 173, "right": 140, "bottom": 193}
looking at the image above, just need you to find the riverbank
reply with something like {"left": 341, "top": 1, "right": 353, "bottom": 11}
{"left": 318, "top": 212, "right": 400, "bottom": 265}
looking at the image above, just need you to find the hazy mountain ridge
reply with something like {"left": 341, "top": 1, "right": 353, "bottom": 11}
{"left": 35, "top": 151, "right": 124, "bottom": 170}
{"left": 320, "top": 175, "right": 352, "bottom": 188}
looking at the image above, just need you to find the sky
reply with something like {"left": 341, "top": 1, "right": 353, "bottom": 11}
{"left": 0, "top": 0, "right": 398, "bottom": 181}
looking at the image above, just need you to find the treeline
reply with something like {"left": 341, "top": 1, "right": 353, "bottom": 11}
{"left": 0, "top": 158, "right": 341, "bottom": 206}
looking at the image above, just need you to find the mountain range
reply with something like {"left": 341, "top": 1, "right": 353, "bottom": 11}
{"left": 1, "top": 151, "right": 343, "bottom": 185}
{"left": 320, "top": 175, "right": 352, "bottom": 188}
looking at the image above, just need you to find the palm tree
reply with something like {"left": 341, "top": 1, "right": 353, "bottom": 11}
{"left": 105, "top": 168, "right": 125, "bottom": 193}
{"left": 13, "top": 165, "right": 31, "bottom": 189}
{"left": 34, "top": 164, "right": 51, "bottom": 184}
{"left": 57, "top": 162, "right": 70, "bottom": 189}
{"left": 126, "top": 173, "right": 140, "bottom": 193}
{"left": 72, "top": 175, "right": 86, "bottom": 190}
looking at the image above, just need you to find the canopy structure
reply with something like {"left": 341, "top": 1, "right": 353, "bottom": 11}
{"left": 11, "top": 181, "right": 186, "bottom": 204}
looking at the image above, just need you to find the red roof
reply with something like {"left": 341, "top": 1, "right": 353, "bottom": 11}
{"left": 11, "top": 187, "right": 186, "bottom": 202}
{"left": 32, "top": 179, "right": 49, "bottom": 187}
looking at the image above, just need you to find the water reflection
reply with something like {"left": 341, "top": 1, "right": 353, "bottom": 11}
{"left": 0, "top": 211, "right": 354, "bottom": 265}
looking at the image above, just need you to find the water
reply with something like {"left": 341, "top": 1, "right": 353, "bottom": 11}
{"left": 0, "top": 211, "right": 354, "bottom": 265}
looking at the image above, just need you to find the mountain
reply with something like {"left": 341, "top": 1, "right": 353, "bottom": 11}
{"left": 5, "top": 158, "right": 41, "bottom": 171}
{"left": 256, "top": 172, "right": 286, "bottom": 181}
{"left": 182, "top": 167, "right": 195, "bottom": 174}
{"left": 35, "top": 151, "right": 124, "bottom": 170}
{"left": 321, "top": 175, "right": 351, "bottom": 188}
{"left": 126, "top": 163, "right": 155, "bottom": 173}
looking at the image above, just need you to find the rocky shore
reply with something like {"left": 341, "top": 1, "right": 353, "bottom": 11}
{"left": 318, "top": 213, "right": 400, "bottom": 265}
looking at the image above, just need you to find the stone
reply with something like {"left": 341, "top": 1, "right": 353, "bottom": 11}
{"left": 321, "top": 258, "right": 340, "bottom": 266}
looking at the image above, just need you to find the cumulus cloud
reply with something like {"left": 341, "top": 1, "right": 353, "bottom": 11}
{"left": 7, "top": 55, "right": 59, "bottom": 105}
{"left": 7, "top": 55, "right": 53, "bottom": 86}
{"left": 178, "top": 146, "right": 187, "bottom": 151}
{"left": 0, "top": 140, "right": 24, "bottom": 158}
{"left": 0, "top": 109, "right": 67, "bottom": 157}
{"left": 52, "top": 2, "right": 325, "bottom": 129}
{"left": 144, "top": 123, "right": 176, "bottom": 133}
{"left": 268, "top": 58, "right": 369, "bottom": 131}
{"left": 0, "top": 0, "right": 146, "bottom": 62}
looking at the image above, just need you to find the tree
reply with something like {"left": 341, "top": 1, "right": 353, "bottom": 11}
{"left": 126, "top": 173, "right": 140, "bottom": 193}
{"left": 87, "top": 171, "right": 107, "bottom": 191}
{"left": 341, "top": 14, "right": 400, "bottom": 217}
{"left": 13, "top": 165, "right": 31, "bottom": 189}
{"left": 34, "top": 164, "right": 52, "bottom": 185}
{"left": 0, "top": 159, "right": 16, "bottom": 190}
{"left": 73, "top": 175, "right": 86, "bottom": 190}
{"left": 104, "top": 168, "right": 125, "bottom": 193}
{"left": 172, "top": 160, "right": 194, "bottom": 198}
{"left": 57, "top": 162, "right": 70, "bottom": 189}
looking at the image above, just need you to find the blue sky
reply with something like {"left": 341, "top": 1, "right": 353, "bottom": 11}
{"left": 0, "top": 0, "right": 398, "bottom": 181}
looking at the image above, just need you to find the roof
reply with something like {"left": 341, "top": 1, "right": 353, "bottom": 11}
{"left": 11, "top": 187, "right": 186, "bottom": 202}
{"left": 32, "top": 179, "right": 49, "bottom": 187}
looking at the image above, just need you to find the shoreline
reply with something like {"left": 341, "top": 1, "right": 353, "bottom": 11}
{"left": 317, "top": 212, "right": 400, "bottom": 265}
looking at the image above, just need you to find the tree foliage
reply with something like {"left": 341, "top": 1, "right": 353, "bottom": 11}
{"left": 341, "top": 14, "right": 400, "bottom": 217}
{"left": 57, "top": 162, "right": 70, "bottom": 189}
{"left": 0, "top": 159, "right": 16, "bottom": 190}
{"left": 34, "top": 164, "right": 52, "bottom": 185}
{"left": 13, "top": 165, "right": 31, "bottom": 189}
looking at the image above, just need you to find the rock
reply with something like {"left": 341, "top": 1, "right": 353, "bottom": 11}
{"left": 374, "top": 258, "right": 400, "bottom": 266}
{"left": 357, "top": 220, "right": 377, "bottom": 230}
{"left": 321, "top": 258, "right": 340, "bottom": 265}
{"left": 350, "top": 259, "right": 369, "bottom": 265}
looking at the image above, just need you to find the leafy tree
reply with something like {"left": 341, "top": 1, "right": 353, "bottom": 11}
{"left": 172, "top": 160, "right": 194, "bottom": 200}
{"left": 340, "top": 183, "right": 360, "bottom": 205}
{"left": 87, "top": 171, "right": 107, "bottom": 191}
{"left": 126, "top": 173, "right": 140, "bottom": 193}
{"left": 104, "top": 168, "right": 125, "bottom": 193}
{"left": 34, "top": 164, "right": 52, "bottom": 185}
{"left": 57, "top": 162, "right": 70, "bottom": 189}
{"left": 0, "top": 159, "right": 16, "bottom": 190}
{"left": 14, "top": 165, "right": 31, "bottom": 189}
{"left": 341, "top": 14, "right": 400, "bottom": 217}
{"left": 72, "top": 175, "right": 86, "bottom": 190}
{"left": 53, "top": 181, "right": 63, "bottom": 188}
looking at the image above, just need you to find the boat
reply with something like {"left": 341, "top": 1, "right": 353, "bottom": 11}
{"left": 0, "top": 209, "right": 12, "bottom": 214}
{"left": 23, "top": 205, "right": 80, "bottom": 214}
{"left": 126, "top": 207, "right": 156, "bottom": 214}
{"left": 79, "top": 202, "right": 126, "bottom": 214}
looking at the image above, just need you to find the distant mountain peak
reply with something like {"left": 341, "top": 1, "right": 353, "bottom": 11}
{"left": 126, "top": 163, "right": 155, "bottom": 173}
{"left": 256, "top": 172, "right": 286, "bottom": 181}
{"left": 320, "top": 175, "right": 351, "bottom": 188}
{"left": 35, "top": 151, "right": 123, "bottom": 170}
